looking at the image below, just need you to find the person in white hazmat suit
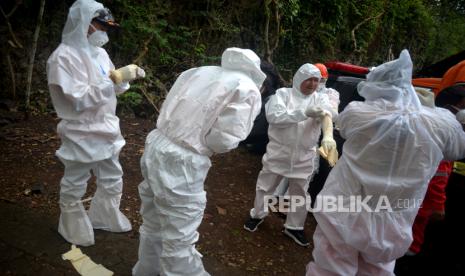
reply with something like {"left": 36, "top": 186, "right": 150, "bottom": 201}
{"left": 132, "top": 47, "right": 266, "bottom": 276}
{"left": 306, "top": 50, "right": 465, "bottom": 275}
{"left": 47, "top": 0, "right": 145, "bottom": 246}
{"left": 243, "top": 64, "right": 337, "bottom": 247}
{"left": 272, "top": 63, "right": 340, "bottom": 202}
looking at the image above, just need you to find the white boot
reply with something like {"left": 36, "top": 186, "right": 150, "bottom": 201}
{"left": 132, "top": 229, "right": 162, "bottom": 276}
{"left": 59, "top": 201, "right": 94, "bottom": 246}
{"left": 88, "top": 190, "right": 131, "bottom": 232}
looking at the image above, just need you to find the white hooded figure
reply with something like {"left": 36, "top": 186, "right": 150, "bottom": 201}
{"left": 306, "top": 50, "right": 465, "bottom": 275}
{"left": 47, "top": 0, "right": 142, "bottom": 246}
{"left": 244, "top": 64, "right": 337, "bottom": 247}
{"left": 132, "top": 47, "right": 266, "bottom": 276}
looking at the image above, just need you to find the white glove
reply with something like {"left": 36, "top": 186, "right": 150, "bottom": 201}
{"left": 62, "top": 245, "right": 114, "bottom": 276}
{"left": 318, "top": 115, "right": 338, "bottom": 166}
{"left": 321, "top": 136, "right": 336, "bottom": 154}
{"left": 318, "top": 146, "right": 338, "bottom": 167}
{"left": 305, "top": 105, "right": 326, "bottom": 118}
{"left": 110, "top": 64, "right": 146, "bottom": 84}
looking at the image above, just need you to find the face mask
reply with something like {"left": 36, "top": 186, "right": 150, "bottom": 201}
{"left": 88, "top": 24, "right": 109, "bottom": 47}
{"left": 318, "top": 79, "right": 327, "bottom": 91}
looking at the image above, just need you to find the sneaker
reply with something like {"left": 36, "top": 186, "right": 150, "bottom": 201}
{"left": 283, "top": 228, "right": 310, "bottom": 247}
{"left": 243, "top": 218, "right": 264, "bottom": 232}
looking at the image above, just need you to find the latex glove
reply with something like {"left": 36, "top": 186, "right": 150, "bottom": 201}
{"left": 318, "top": 114, "right": 338, "bottom": 166}
{"left": 110, "top": 64, "right": 146, "bottom": 84}
{"left": 318, "top": 146, "right": 338, "bottom": 167}
{"left": 62, "top": 245, "right": 113, "bottom": 276}
{"left": 320, "top": 136, "right": 336, "bottom": 156}
{"left": 305, "top": 106, "right": 326, "bottom": 118}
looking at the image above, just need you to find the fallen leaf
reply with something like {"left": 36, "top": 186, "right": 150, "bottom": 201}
{"left": 216, "top": 206, "right": 227, "bottom": 215}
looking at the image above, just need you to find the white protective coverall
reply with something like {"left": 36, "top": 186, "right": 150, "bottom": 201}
{"left": 132, "top": 48, "right": 266, "bottom": 276}
{"left": 273, "top": 76, "right": 341, "bottom": 197}
{"left": 317, "top": 81, "right": 340, "bottom": 115}
{"left": 306, "top": 50, "right": 465, "bottom": 275}
{"left": 47, "top": 0, "right": 131, "bottom": 246}
{"left": 250, "top": 64, "right": 336, "bottom": 230}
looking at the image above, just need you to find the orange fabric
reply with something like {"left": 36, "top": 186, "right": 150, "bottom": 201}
{"left": 438, "top": 60, "right": 465, "bottom": 92}
{"left": 412, "top": 78, "right": 441, "bottom": 95}
{"left": 409, "top": 160, "right": 452, "bottom": 254}
{"left": 315, "top": 63, "right": 328, "bottom": 79}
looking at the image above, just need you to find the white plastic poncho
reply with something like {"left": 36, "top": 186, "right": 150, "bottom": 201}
{"left": 47, "top": 0, "right": 129, "bottom": 163}
{"left": 133, "top": 47, "right": 265, "bottom": 276}
{"left": 156, "top": 48, "right": 266, "bottom": 156}
{"left": 262, "top": 64, "right": 336, "bottom": 179}
{"left": 312, "top": 50, "right": 465, "bottom": 265}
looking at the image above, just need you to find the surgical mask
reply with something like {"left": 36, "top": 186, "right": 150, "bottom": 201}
{"left": 88, "top": 24, "right": 109, "bottom": 47}
{"left": 318, "top": 79, "right": 327, "bottom": 91}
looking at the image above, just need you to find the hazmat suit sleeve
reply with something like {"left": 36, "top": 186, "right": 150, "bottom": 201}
{"left": 433, "top": 108, "right": 465, "bottom": 161}
{"left": 205, "top": 86, "right": 261, "bottom": 153}
{"left": 48, "top": 53, "right": 115, "bottom": 112}
{"left": 316, "top": 92, "right": 338, "bottom": 119}
{"left": 265, "top": 89, "right": 308, "bottom": 127}
{"left": 326, "top": 88, "right": 340, "bottom": 118}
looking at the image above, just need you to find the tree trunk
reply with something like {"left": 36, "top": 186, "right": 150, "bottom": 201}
{"left": 6, "top": 54, "right": 16, "bottom": 100}
{"left": 25, "top": 0, "right": 45, "bottom": 118}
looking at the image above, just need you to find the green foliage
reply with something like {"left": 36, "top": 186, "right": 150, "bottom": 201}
{"left": 117, "top": 90, "right": 143, "bottom": 108}
{"left": 3, "top": 0, "right": 465, "bottom": 107}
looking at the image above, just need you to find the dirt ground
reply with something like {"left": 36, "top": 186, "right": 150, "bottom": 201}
{"left": 0, "top": 113, "right": 316, "bottom": 275}
{"left": 3, "top": 113, "right": 464, "bottom": 275}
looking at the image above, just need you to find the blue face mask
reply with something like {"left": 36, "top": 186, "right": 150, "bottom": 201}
{"left": 88, "top": 24, "right": 109, "bottom": 47}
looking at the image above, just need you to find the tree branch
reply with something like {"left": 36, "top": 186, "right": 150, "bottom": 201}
{"left": 132, "top": 34, "right": 154, "bottom": 65}
{"left": 139, "top": 86, "right": 160, "bottom": 115}
{"left": 25, "top": 0, "right": 46, "bottom": 116}
{"left": 270, "top": 0, "right": 280, "bottom": 53}
{"left": 263, "top": 0, "right": 271, "bottom": 62}
{"left": 351, "top": 12, "right": 384, "bottom": 52}
{"left": 0, "top": 4, "right": 23, "bottom": 48}
{"left": 6, "top": 0, "right": 22, "bottom": 18}
{"left": 6, "top": 54, "right": 16, "bottom": 99}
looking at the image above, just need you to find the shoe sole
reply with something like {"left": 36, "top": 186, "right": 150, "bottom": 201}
{"left": 283, "top": 229, "right": 310, "bottom": 247}
{"left": 243, "top": 219, "right": 264, "bottom": 232}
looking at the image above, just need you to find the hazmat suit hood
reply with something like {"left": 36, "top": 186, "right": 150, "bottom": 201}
{"left": 292, "top": 64, "right": 321, "bottom": 96}
{"left": 62, "top": 0, "right": 105, "bottom": 53}
{"left": 358, "top": 49, "right": 421, "bottom": 110}
{"left": 221, "top": 47, "right": 267, "bottom": 89}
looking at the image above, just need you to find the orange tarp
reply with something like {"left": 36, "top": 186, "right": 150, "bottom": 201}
{"left": 412, "top": 60, "right": 465, "bottom": 96}
{"left": 438, "top": 60, "right": 465, "bottom": 92}
{"left": 412, "top": 78, "right": 442, "bottom": 94}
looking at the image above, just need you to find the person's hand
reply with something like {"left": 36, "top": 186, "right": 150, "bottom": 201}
{"left": 321, "top": 136, "right": 336, "bottom": 154}
{"left": 110, "top": 64, "right": 146, "bottom": 84}
{"left": 305, "top": 105, "right": 325, "bottom": 118}
{"left": 318, "top": 146, "right": 338, "bottom": 167}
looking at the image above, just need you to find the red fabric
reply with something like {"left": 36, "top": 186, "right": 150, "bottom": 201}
{"left": 409, "top": 160, "right": 452, "bottom": 254}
